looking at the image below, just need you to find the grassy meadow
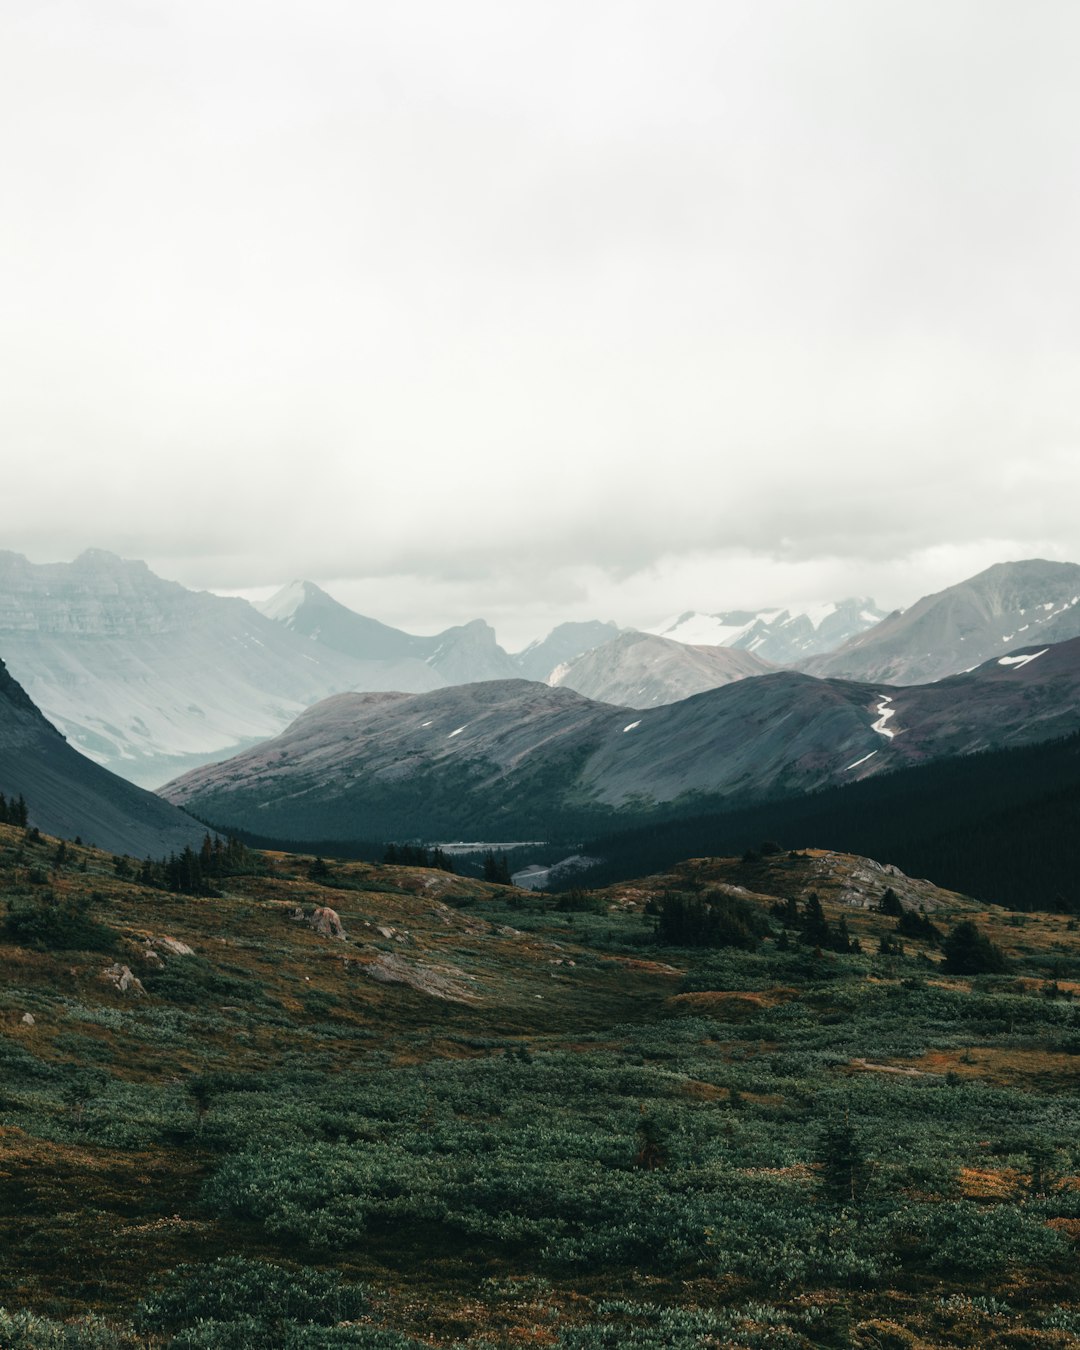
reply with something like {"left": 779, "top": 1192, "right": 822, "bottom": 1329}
{"left": 0, "top": 824, "right": 1078, "bottom": 1347}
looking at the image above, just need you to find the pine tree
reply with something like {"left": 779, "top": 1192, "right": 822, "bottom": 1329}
{"left": 818, "top": 1117, "right": 872, "bottom": 1207}
{"left": 879, "top": 886, "right": 904, "bottom": 916}
{"left": 942, "top": 920, "right": 1008, "bottom": 974}
{"left": 801, "top": 891, "right": 831, "bottom": 947}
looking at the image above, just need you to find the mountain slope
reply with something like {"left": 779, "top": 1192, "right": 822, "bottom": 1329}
{"left": 652, "top": 598, "right": 886, "bottom": 664}
{"left": 161, "top": 638, "right": 1080, "bottom": 842}
{"left": 573, "top": 726, "right": 1080, "bottom": 910}
{"left": 0, "top": 656, "right": 205, "bottom": 856}
{"left": 257, "top": 580, "right": 434, "bottom": 663}
{"left": 258, "top": 580, "right": 519, "bottom": 684}
{"left": 514, "top": 620, "right": 622, "bottom": 681}
{"left": 549, "top": 630, "right": 773, "bottom": 707}
{"left": 162, "top": 680, "right": 624, "bottom": 840}
{"left": 803, "top": 559, "right": 1080, "bottom": 684}
{"left": 0, "top": 551, "right": 418, "bottom": 787}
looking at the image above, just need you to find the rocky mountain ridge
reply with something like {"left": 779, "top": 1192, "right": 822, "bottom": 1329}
{"left": 803, "top": 559, "right": 1080, "bottom": 684}
{"left": 651, "top": 598, "right": 887, "bottom": 664}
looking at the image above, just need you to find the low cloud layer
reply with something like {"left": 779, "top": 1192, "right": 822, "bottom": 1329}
{"left": 3, "top": 1, "right": 1078, "bottom": 646}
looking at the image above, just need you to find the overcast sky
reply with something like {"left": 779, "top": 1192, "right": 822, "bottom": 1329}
{"left": 3, "top": 1, "right": 1079, "bottom": 647}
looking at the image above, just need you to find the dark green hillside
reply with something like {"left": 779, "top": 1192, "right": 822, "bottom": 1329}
{"left": 574, "top": 730, "right": 1080, "bottom": 908}
{"left": 1, "top": 820, "right": 1079, "bottom": 1346}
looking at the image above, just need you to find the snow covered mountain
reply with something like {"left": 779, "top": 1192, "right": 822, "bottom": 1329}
{"left": 650, "top": 598, "right": 886, "bottom": 665}
{"left": 0, "top": 655, "right": 205, "bottom": 857}
{"left": 803, "top": 560, "right": 1080, "bottom": 684}
{"left": 549, "top": 630, "right": 773, "bottom": 707}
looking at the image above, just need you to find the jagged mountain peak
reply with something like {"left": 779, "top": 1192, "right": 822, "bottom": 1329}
{"left": 650, "top": 599, "right": 886, "bottom": 664}
{"left": 257, "top": 579, "right": 321, "bottom": 622}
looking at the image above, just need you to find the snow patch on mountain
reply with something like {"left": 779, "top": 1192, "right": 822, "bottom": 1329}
{"left": 998, "top": 649, "right": 1049, "bottom": 669}
{"left": 257, "top": 581, "right": 310, "bottom": 623}
{"left": 872, "top": 696, "right": 897, "bottom": 739}
{"left": 649, "top": 598, "right": 885, "bottom": 665}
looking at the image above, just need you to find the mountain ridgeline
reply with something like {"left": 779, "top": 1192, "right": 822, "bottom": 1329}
{"left": 162, "top": 638, "right": 1080, "bottom": 854}
{"left": 0, "top": 551, "right": 889, "bottom": 788}
{"left": 803, "top": 558, "right": 1080, "bottom": 684}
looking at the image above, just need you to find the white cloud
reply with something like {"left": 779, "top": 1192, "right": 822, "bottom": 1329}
{"left": 2, "top": 1, "right": 1079, "bottom": 649}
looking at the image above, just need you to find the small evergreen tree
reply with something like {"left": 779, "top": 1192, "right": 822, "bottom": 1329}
{"left": 879, "top": 886, "right": 904, "bottom": 916}
{"left": 942, "top": 920, "right": 1008, "bottom": 974}
{"left": 818, "top": 1117, "right": 872, "bottom": 1207}
{"left": 483, "top": 851, "right": 512, "bottom": 884}
{"left": 308, "top": 856, "right": 331, "bottom": 881}
{"left": 801, "top": 891, "right": 832, "bottom": 948}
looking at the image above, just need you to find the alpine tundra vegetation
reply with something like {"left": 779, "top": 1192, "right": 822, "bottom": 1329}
{"left": 1, "top": 822, "right": 1078, "bottom": 1346}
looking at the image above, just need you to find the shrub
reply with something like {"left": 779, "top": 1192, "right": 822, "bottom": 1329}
{"left": 2, "top": 895, "right": 118, "bottom": 952}
{"left": 169, "top": 1320, "right": 424, "bottom": 1348}
{"left": 0, "top": 1309, "right": 130, "bottom": 1348}
{"left": 911, "top": 1200, "right": 1068, "bottom": 1276}
{"left": 136, "top": 1256, "right": 367, "bottom": 1332}
{"left": 141, "top": 956, "right": 264, "bottom": 1005}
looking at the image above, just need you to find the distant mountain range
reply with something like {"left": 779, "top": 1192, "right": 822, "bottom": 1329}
{"left": 651, "top": 598, "right": 887, "bottom": 663}
{"left": 161, "top": 637, "right": 1080, "bottom": 844}
{"left": 6, "top": 550, "right": 1080, "bottom": 801}
{"left": 0, "top": 551, "right": 386, "bottom": 787}
{"left": 257, "top": 580, "right": 521, "bottom": 682}
{"left": 514, "top": 620, "right": 623, "bottom": 681}
{"left": 803, "top": 559, "right": 1080, "bottom": 683}
{"left": 548, "top": 630, "right": 774, "bottom": 707}
{"left": 0, "top": 656, "right": 204, "bottom": 857}
{"left": 0, "top": 554, "right": 885, "bottom": 785}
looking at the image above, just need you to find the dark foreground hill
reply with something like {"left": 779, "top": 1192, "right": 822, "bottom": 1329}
{"left": 1, "top": 825, "right": 1078, "bottom": 1346}
{"left": 0, "top": 657, "right": 205, "bottom": 857}
{"left": 162, "top": 639, "right": 1080, "bottom": 844}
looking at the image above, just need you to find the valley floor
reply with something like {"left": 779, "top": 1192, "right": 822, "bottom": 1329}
{"left": 0, "top": 827, "right": 1078, "bottom": 1348}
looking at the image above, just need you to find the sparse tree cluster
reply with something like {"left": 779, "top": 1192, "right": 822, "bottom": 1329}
{"left": 0, "top": 792, "right": 29, "bottom": 827}
{"left": 482, "top": 850, "right": 512, "bottom": 885}
{"left": 772, "top": 890, "right": 861, "bottom": 953}
{"left": 383, "top": 843, "right": 457, "bottom": 872}
{"left": 896, "top": 907, "right": 941, "bottom": 945}
{"left": 112, "top": 835, "right": 254, "bottom": 896}
{"left": 656, "top": 889, "right": 767, "bottom": 949}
